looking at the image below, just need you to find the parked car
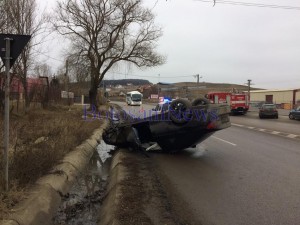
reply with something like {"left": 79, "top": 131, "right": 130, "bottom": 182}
{"left": 259, "top": 104, "right": 278, "bottom": 119}
{"left": 289, "top": 106, "right": 300, "bottom": 120}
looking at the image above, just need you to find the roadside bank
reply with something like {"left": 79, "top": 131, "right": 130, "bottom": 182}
{"left": 0, "top": 120, "right": 108, "bottom": 225}
{"left": 99, "top": 149, "right": 193, "bottom": 225}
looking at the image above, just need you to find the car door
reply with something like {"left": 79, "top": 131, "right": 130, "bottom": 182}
{"left": 295, "top": 107, "right": 300, "bottom": 119}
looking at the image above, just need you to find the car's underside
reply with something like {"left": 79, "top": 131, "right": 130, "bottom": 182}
{"left": 103, "top": 98, "right": 231, "bottom": 153}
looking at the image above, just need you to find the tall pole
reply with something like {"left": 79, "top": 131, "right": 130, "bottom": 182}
{"left": 247, "top": 79, "right": 252, "bottom": 105}
{"left": 65, "top": 60, "right": 70, "bottom": 107}
{"left": 196, "top": 74, "right": 199, "bottom": 97}
{"left": 157, "top": 74, "right": 160, "bottom": 101}
{"left": 195, "top": 74, "right": 202, "bottom": 97}
{"left": 247, "top": 79, "right": 251, "bottom": 96}
{"left": 3, "top": 38, "right": 11, "bottom": 191}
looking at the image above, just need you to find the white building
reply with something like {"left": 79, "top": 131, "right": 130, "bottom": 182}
{"left": 247, "top": 89, "right": 300, "bottom": 109}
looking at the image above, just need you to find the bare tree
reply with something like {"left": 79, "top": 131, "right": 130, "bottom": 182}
{"left": 0, "top": 0, "right": 7, "bottom": 33}
{"left": 33, "top": 63, "right": 52, "bottom": 78}
{"left": 53, "top": 0, "right": 165, "bottom": 107}
{"left": 0, "top": 0, "right": 48, "bottom": 111}
{"left": 67, "top": 56, "right": 90, "bottom": 83}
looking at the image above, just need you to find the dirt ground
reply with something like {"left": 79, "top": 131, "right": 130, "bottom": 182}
{"left": 110, "top": 150, "right": 198, "bottom": 225}
{"left": 0, "top": 104, "right": 104, "bottom": 216}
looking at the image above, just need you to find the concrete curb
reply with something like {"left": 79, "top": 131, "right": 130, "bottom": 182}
{"left": 98, "top": 149, "right": 128, "bottom": 225}
{"left": 1, "top": 120, "right": 108, "bottom": 225}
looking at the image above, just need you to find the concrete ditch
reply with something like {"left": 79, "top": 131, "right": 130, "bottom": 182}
{"left": 1, "top": 120, "right": 108, "bottom": 225}
{"left": 98, "top": 149, "right": 128, "bottom": 225}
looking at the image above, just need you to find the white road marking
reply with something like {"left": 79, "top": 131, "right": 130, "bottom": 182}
{"left": 231, "top": 123, "right": 244, "bottom": 127}
{"left": 232, "top": 123, "right": 300, "bottom": 141}
{"left": 211, "top": 136, "right": 237, "bottom": 146}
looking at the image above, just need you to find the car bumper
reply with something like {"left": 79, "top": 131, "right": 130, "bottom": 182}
{"left": 260, "top": 113, "right": 278, "bottom": 117}
{"left": 130, "top": 101, "right": 142, "bottom": 106}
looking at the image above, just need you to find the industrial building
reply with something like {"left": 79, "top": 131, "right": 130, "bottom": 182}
{"left": 248, "top": 89, "right": 300, "bottom": 109}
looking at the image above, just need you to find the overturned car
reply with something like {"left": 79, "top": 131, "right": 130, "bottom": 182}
{"left": 103, "top": 98, "right": 231, "bottom": 153}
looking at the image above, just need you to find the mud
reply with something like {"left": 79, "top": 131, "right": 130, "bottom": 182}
{"left": 53, "top": 141, "right": 115, "bottom": 225}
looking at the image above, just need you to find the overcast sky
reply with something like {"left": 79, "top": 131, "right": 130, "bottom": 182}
{"left": 38, "top": 0, "right": 300, "bottom": 89}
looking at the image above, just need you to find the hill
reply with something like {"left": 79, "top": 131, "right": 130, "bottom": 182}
{"left": 100, "top": 79, "right": 151, "bottom": 86}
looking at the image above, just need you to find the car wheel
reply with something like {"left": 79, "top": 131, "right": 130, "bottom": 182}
{"left": 259, "top": 115, "right": 262, "bottom": 119}
{"left": 192, "top": 97, "right": 210, "bottom": 106}
{"left": 289, "top": 114, "right": 294, "bottom": 120}
{"left": 169, "top": 99, "right": 192, "bottom": 124}
{"left": 275, "top": 115, "right": 278, "bottom": 119}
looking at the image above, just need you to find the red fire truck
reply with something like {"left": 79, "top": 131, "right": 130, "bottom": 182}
{"left": 206, "top": 92, "right": 249, "bottom": 114}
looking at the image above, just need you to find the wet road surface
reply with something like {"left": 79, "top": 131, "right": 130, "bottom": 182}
{"left": 114, "top": 101, "right": 300, "bottom": 225}
{"left": 151, "top": 126, "right": 300, "bottom": 225}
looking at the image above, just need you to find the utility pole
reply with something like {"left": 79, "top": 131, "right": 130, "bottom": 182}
{"left": 3, "top": 38, "right": 11, "bottom": 191}
{"left": 194, "top": 74, "right": 202, "bottom": 97}
{"left": 65, "top": 59, "right": 70, "bottom": 108}
{"left": 246, "top": 79, "right": 253, "bottom": 105}
{"left": 103, "top": 79, "right": 106, "bottom": 98}
{"left": 157, "top": 74, "right": 160, "bottom": 100}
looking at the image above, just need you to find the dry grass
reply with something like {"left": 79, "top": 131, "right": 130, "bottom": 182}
{"left": 0, "top": 104, "right": 104, "bottom": 216}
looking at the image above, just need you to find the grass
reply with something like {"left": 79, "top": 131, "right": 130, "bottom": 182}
{"left": 0, "top": 104, "right": 104, "bottom": 217}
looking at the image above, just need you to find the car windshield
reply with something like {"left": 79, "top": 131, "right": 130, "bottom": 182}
{"left": 132, "top": 94, "right": 141, "bottom": 101}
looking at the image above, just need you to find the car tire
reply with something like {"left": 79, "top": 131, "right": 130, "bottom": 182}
{"left": 169, "top": 99, "right": 192, "bottom": 124}
{"left": 192, "top": 97, "right": 210, "bottom": 106}
{"left": 289, "top": 114, "right": 294, "bottom": 120}
{"left": 275, "top": 115, "right": 278, "bottom": 119}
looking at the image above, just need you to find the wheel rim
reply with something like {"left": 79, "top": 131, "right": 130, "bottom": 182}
{"left": 169, "top": 99, "right": 192, "bottom": 124}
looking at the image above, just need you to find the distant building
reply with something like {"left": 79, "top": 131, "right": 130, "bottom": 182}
{"left": 0, "top": 73, "right": 48, "bottom": 98}
{"left": 247, "top": 89, "right": 300, "bottom": 109}
{"left": 119, "top": 91, "right": 126, "bottom": 96}
{"left": 115, "top": 85, "right": 123, "bottom": 89}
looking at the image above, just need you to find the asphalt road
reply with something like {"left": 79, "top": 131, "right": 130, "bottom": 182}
{"left": 114, "top": 101, "right": 300, "bottom": 225}
{"left": 151, "top": 127, "right": 300, "bottom": 225}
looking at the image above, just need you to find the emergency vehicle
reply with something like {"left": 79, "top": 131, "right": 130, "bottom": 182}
{"left": 206, "top": 92, "right": 249, "bottom": 114}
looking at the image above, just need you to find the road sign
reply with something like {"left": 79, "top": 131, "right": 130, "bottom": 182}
{"left": 1, "top": 33, "right": 31, "bottom": 191}
{"left": 0, "top": 33, "right": 31, "bottom": 68}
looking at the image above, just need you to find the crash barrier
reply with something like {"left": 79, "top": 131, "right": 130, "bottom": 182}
{"left": 0, "top": 121, "right": 108, "bottom": 225}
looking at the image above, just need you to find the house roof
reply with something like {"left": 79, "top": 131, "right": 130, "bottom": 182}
{"left": 248, "top": 89, "right": 299, "bottom": 93}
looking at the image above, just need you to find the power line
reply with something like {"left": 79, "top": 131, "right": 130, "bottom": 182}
{"left": 195, "top": 0, "right": 300, "bottom": 10}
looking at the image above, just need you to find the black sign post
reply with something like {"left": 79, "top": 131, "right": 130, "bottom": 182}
{"left": 0, "top": 33, "right": 31, "bottom": 191}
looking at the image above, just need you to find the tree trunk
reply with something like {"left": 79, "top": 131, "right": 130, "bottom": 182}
{"left": 89, "top": 86, "right": 97, "bottom": 109}
{"left": 24, "top": 85, "right": 30, "bottom": 113}
{"left": 89, "top": 68, "right": 100, "bottom": 109}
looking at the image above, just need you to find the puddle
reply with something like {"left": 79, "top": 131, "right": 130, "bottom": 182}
{"left": 53, "top": 141, "right": 115, "bottom": 225}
